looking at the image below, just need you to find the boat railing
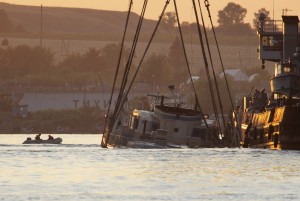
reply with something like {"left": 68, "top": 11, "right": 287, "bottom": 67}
{"left": 259, "top": 20, "right": 282, "bottom": 33}
{"left": 260, "top": 19, "right": 300, "bottom": 34}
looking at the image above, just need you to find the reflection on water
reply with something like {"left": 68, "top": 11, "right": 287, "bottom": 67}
{"left": 0, "top": 134, "right": 300, "bottom": 201}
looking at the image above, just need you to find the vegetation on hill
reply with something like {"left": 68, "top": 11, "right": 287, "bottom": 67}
{"left": 0, "top": 2, "right": 273, "bottom": 122}
{"left": 0, "top": 2, "right": 272, "bottom": 38}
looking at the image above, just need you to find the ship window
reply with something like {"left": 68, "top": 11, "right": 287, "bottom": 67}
{"left": 192, "top": 128, "right": 206, "bottom": 140}
{"left": 284, "top": 66, "right": 292, "bottom": 73}
{"left": 130, "top": 116, "right": 139, "bottom": 130}
{"left": 275, "top": 65, "right": 282, "bottom": 75}
{"left": 261, "top": 35, "right": 282, "bottom": 51}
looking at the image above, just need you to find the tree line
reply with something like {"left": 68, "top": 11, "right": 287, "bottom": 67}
{"left": 161, "top": 2, "right": 272, "bottom": 36}
{"left": 0, "top": 37, "right": 194, "bottom": 89}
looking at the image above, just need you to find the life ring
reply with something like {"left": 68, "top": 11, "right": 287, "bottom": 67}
{"left": 274, "top": 133, "right": 279, "bottom": 148}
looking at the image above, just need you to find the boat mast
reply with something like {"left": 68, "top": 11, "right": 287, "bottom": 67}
{"left": 40, "top": 4, "right": 43, "bottom": 48}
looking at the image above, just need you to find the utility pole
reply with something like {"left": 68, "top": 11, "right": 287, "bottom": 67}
{"left": 40, "top": 4, "right": 43, "bottom": 48}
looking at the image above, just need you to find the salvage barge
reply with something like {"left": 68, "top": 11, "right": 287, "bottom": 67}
{"left": 237, "top": 15, "right": 300, "bottom": 150}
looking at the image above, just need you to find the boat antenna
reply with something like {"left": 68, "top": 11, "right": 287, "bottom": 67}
{"left": 101, "top": 0, "right": 133, "bottom": 148}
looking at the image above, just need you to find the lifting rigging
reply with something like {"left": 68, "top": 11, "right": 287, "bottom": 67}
{"left": 101, "top": 0, "right": 237, "bottom": 148}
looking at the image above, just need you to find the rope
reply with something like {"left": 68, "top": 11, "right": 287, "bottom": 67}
{"left": 204, "top": 0, "right": 241, "bottom": 145}
{"left": 115, "top": 0, "right": 148, "bottom": 115}
{"left": 113, "top": 0, "right": 148, "bottom": 121}
{"left": 197, "top": 0, "right": 224, "bottom": 134}
{"left": 204, "top": 0, "right": 235, "bottom": 112}
{"left": 191, "top": 0, "right": 219, "bottom": 131}
{"left": 173, "top": 0, "right": 209, "bottom": 128}
{"left": 113, "top": 0, "right": 171, "bottom": 122}
{"left": 101, "top": 0, "right": 133, "bottom": 148}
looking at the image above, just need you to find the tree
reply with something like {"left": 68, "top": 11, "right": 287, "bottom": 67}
{"left": 0, "top": 45, "right": 54, "bottom": 79}
{"left": 82, "top": 48, "right": 102, "bottom": 72}
{"left": 161, "top": 12, "right": 177, "bottom": 32}
{"left": 217, "top": 2, "right": 252, "bottom": 35}
{"left": 193, "top": 76, "right": 235, "bottom": 114}
{"left": 253, "top": 8, "right": 271, "bottom": 29}
{"left": 139, "top": 53, "right": 168, "bottom": 86}
{"left": 167, "top": 36, "right": 188, "bottom": 84}
{"left": 100, "top": 43, "right": 130, "bottom": 77}
{"left": 59, "top": 53, "right": 83, "bottom": 73}
{"left": 218, "top": 2, "right": 247, "bottom": 26}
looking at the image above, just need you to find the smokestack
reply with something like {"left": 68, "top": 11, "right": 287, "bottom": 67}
{"left": 282, "top": 16, "right": 299, "bottom": 61}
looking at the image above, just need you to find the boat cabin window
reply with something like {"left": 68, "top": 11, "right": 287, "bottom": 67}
{"left": 261, "top": 35, "right": 282, "bottom": 51}
{"left": 192, "top": 128, "right": 206, "bottom": 140}
{"left": 275, "top": 65, "right": 282, "bottom": 75}
{"left": 284, "top": 66, "right": 292, "bottom": 73}
{"left": 130, "top": 116, "right": 139, "bottom": 130}
{"left": 283, "top": 64, "right": 298, "bottom": 74}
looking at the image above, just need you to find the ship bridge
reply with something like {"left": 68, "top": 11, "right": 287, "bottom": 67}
{"left": 258, "top": 15, "right": 300, "bottom": 63}
{"left": 258, "top": 15, "right": 300, "bottom": 97}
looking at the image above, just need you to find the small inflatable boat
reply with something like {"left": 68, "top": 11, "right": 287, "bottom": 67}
{"left": 22, "top": 137, "right": 63, "bottom": 144}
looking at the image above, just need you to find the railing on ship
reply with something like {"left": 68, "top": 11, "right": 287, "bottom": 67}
{"left": 259, "top": 20, "right": 283, "bottom": 33}
{"left": 259, "top": 19, "right": 300, "bottom": 33}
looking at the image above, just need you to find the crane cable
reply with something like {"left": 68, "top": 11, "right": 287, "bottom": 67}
{"left": 197, "top": 0, "right": 225, "bottom": 134}
{"left": 191, "top": 0, "right": 221, "bottom": 134}
{"left": 204, "top": 0, "right": 240, "bottom": 144}
{"left": 173, "top": 0, "right": 209, "bottom": 128}
{"left": 101, "top": 0, "right": 133, "bottom": 148}
{"left": 113, "top": 0, "right": 171, "bottom": 122}
{"left": 103, "top": 0, "right": 148, "bottom": 148}
{"left": 204, "top": 0, "right": 235, "bottom": 112}
{"left": 114, "top": 0, "right": 148, "bottom": 117}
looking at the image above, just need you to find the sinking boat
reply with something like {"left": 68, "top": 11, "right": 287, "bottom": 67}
{"left": 104, "top": 94, "right": 221, "bottom": 148}
{"left": 236, "top": 15, "right": 300, "bottom": 150}
{"left": 22, "top": 137, "right": 63, "bottom": 144}
{"left": 100, "top": 0, "right": 237, "bottom": 148}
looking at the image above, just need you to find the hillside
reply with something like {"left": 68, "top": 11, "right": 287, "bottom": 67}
{"left": 0, "top": 2, "right": 157, "bottom": 33}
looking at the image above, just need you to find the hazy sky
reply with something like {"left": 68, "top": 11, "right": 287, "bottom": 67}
{"left": 3, "top": 0, "right": 300, "bottom": 25}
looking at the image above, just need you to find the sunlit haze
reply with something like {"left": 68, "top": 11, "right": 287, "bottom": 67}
{"left": 2, "top": 0, "right": 300, "bottom": 25}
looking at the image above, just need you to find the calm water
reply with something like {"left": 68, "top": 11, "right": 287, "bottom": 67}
{"left": 0, "top": 134, "right": 299, "bottom": 201}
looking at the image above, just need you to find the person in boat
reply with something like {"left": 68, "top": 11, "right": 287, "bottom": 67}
{"left": 35, "top": 133, "right": 41, "bottom": 140}
{"left": 48, "top": 135, "right": 54, "bottom": 140}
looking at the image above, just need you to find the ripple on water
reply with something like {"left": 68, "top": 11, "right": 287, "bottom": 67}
{"left": 0, "top": 135, "right": 300, "bottom": 201}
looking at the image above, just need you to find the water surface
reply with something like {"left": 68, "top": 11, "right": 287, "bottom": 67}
{"left": 0, "top": 134, "right": 299, "bottom": 201}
